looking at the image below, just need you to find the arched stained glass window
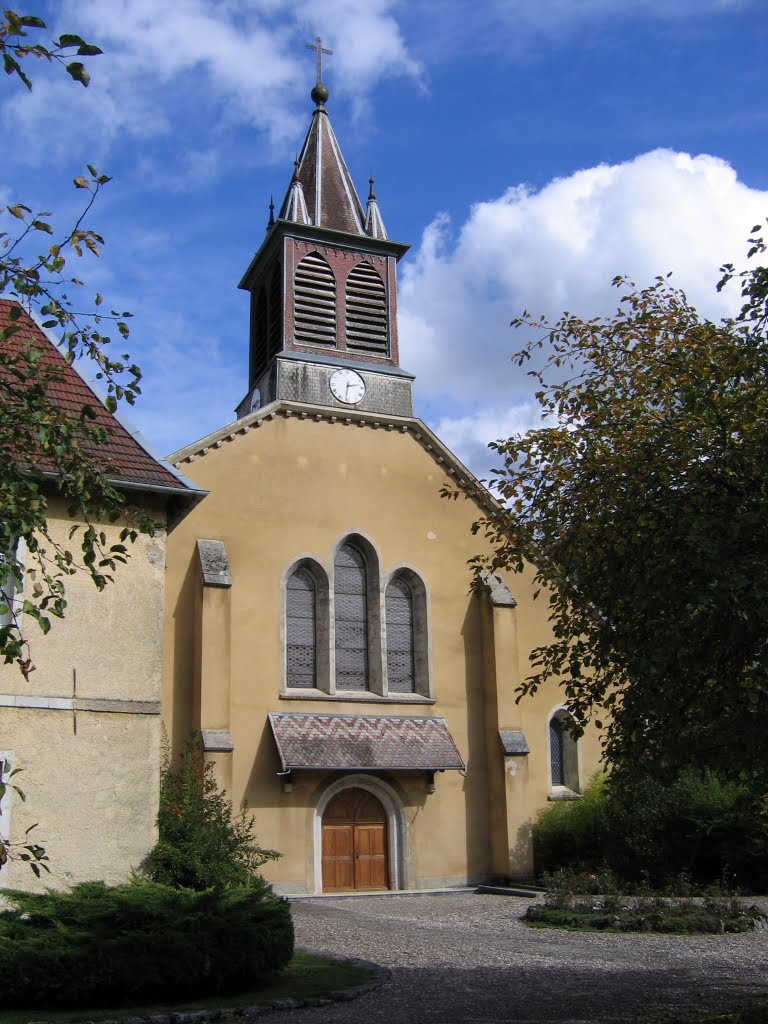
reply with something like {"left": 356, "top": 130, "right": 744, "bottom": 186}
{"left": 334, "top": 544, "right": 368, "bottom": 691}
{"left": 286, "top": 568, "right": 316, "bottom": 688}
{"left": 386, "top": 577, "right": 415, "bottom": 693}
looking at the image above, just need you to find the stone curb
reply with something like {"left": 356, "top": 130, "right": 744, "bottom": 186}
{"left": 22, "top": 957, "right": 391, "bottom": 1024}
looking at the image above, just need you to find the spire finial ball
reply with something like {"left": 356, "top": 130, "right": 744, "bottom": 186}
{"left": 311, "top": 81, "right": 329, "bottom": 106}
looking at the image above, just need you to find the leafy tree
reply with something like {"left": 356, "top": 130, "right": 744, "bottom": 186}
{"left": 1, "top": 11, "right": 152, "bottom": 871}
{"left": 470, "top": 226, "right": 768, "bottom": 785}
{"left": 141, "top": 734, "right": 280, "bottom": 892}
{"left": 1, "top": 10, "right": 150, "bottom": 677}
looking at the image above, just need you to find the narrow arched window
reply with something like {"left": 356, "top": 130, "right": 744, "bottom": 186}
{"left": 549, "top": 717, "right": 565, "bottom": 786}
{"left": 385, "top": 577, "right": 415, "bottom": 693}
{"left": 345, "top": 262, "right": 387, "bottom": 354}
{"left": 334, "top": 544, "right": 368, "bottom": 691}
{"left": 549, "top": 710, "right": 580, "bottom": 791}
{"left": 250, "top": 285, "right": 268, "bottom": 379}
{"left": 294, "top": 252, "right": 336, "bottom": 346}
{"left": 267, "top": 262, "right": 282, "bottom": 360}
{"left": 286, "top": 568, "right": 316, "bottom": 688}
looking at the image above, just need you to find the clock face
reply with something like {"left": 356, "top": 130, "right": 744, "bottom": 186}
{"left": 329, "top": 368, "right": 366, "bottom": 405}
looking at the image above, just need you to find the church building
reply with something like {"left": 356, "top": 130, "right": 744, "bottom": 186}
{"left": 162, "top": 68, "right": 602, "bottom": 893}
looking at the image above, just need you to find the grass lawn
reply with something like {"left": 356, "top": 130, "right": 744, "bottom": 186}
{"left": 0, "top": 950, "right": 372, "bottom": 1024}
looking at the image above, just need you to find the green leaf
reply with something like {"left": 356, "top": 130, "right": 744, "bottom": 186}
{"left": 65, "top": 61, "right": 90, "bottom": 87}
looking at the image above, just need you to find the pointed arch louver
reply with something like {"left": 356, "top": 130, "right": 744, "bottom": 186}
{"left": 345, "top": 262, "right": 387, "bottom": 354}
{"left": 294, "top": 252, "right": 337, "bottom": 346}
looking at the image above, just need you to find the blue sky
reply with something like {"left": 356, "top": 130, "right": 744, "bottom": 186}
{"left": 3, "top": 0, "right": 768, "bottom": 476}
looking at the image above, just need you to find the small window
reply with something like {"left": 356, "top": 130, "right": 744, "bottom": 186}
{"left": 286, "top": 568, "right": 317, "bottom": 689}
{"left": 0, "top": 537, "right": 21, "bottom": 631}
{"left": 549, "top": 717, "right": 565, "bottom": 786}
{"left": 549, "top": 710, "right": 579, "bottom": 792}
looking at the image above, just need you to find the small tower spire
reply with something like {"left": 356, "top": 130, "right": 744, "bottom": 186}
{"left": 282, "top": 158, "right": 310, "bottom": 224}
{"left": 266, "top": 195, "right": 275, "bottom": 232}
{"left": 365, "top": 173, "right": 388, "bottom": 240}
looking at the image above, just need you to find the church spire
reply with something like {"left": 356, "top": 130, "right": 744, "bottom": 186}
{"left": 276, "top": 40, "right": 367, "bottom": 235}
{"left": 364, "top": 175, "right": 388, "bottom": 240}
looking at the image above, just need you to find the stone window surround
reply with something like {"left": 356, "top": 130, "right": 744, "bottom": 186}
{"left": 546, "top": 704, "right": 582, "bottom": 800}
{"left": 280, "top": 530, "right": 433, "bottom": 703}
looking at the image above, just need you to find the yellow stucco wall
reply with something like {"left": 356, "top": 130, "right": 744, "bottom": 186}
{"left": 164, "top": 409, "right": 603, "bottom": 892}
{"left": 0, "top": 501, "right": 167, "bottom": 891}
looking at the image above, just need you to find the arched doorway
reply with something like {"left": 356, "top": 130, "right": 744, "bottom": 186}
{"left": 321, "top": 787, "right": 389, "bottom": 891}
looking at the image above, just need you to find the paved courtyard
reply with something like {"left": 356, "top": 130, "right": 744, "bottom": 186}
{"left": 275, "top": 892, "right": 768, "bottom": 1024}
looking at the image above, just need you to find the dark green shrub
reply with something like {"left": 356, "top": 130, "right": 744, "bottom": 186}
{"left": 141, "top": 733, "right": 278, "bottom": 891}
{"left": 0, "top": 879, "right": 294, "bottom": 1009}
{"left": 533, "top": 773, "right": 611, "bottom": 874}
{"left": 533, "top": 769, "right": 768, "bottom": 891}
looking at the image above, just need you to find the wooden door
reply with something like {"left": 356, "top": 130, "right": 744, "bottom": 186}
{"left": 321, "top": 788, "right": 389, "bottom": 892}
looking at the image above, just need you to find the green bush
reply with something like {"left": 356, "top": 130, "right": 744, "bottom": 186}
{"left": 533, "top": 772, "right": 611, "bottom": 875}
{"left": 141, "top": 733, "right": 279, "bottom": 891}
{"left": 0, "top": 879, "right": 294, "bottom": 1009}
{"left": 532, "top": 770, "right": 768, "bottom": 891}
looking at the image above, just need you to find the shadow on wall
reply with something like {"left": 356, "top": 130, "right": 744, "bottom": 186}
{"left": 461, "top": 593, "right": 492, "bottom": 882}
{"left": 169, "top": 552, "right": 199, "bottom": 754}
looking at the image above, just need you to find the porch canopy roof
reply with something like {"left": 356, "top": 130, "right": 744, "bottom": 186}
{"left": 268, "top": 712, "right": 465, "bottom": 773}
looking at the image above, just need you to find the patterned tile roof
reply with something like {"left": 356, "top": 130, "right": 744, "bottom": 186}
{"left": 0, "top": 300, "right": 199, "bottom": 496}
{"left": 268, "top": 712, "right": 465, "bottom": 772}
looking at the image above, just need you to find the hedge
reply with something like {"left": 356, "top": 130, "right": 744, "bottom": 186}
{"left": 0, "top": 879, "right": 294, "bottom": 1009}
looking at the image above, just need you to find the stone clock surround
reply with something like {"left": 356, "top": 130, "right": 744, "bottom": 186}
{"left": 236, "top": 351, "right": 415, "bottom": 419}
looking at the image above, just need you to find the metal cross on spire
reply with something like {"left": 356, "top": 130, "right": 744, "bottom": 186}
{"left": 305, "top": 35, "right": 332, "bottom": 84}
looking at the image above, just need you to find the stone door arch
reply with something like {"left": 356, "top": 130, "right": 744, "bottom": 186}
{"left": 321, "top": 787, "right": 388, "bottom": 891}
{"left": 313, "top": 774, "right": 408, "bottom": 893}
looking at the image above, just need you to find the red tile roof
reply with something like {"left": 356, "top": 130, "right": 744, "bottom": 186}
{"left": 0, "top": 299, "right": 193, "bottom": 494}
{"left": 268, "top": 712, "right": 465, "bottom": 772}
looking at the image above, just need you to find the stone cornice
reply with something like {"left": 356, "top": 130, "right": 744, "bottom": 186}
{"left": 167, "top": 400, "right": 499, "bottom": 514}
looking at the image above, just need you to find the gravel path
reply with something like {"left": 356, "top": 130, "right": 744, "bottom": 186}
{"left": 271, "top": 892, "right": 768, "bottom": 1024}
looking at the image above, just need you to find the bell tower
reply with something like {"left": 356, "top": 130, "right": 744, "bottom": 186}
{"left": 236, "top": 46, "right": 413, "bottom": 419}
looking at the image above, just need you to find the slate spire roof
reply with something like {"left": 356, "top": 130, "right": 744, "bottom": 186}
{"left": 277, "top": 82, "right": 385, "bottom": 238}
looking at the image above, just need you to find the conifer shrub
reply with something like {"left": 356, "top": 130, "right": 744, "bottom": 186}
{"left": 141, "top": 733, "right": 279, "bottom": 891}
{"left": 0, "top": 880, "right": 294, "bottom": 1009}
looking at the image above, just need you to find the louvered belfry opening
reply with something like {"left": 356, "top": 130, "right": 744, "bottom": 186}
{"left": 345, "top": 262, "right": 388, "bottom": 354}
{"left": 267, "top": 262, "right": 282, "bottom": 360}
{"left": 335, "top": 544, "right": 369, "bottom": 691}
{"left": 294, "top": 252, "right": 337, "bottom": 346}
{"left": 286, "top": 567, "right": 317, "bottom": 689}
{"left": 385, "top": 577, "right": 415, "bottom": 693}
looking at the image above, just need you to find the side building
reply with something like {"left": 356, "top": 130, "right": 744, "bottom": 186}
{"left": 0, "top": 300, "right": 204, "bottom": 889}
{"left": 163, "top": 80, "right": 602, "bottom": 893}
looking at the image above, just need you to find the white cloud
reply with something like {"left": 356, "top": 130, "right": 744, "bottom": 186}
{"left": 401, "top": 149, "right": 768, "bottom": 477}
{"left": 1, "top": 0, "right": 421, "bottom": 166}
